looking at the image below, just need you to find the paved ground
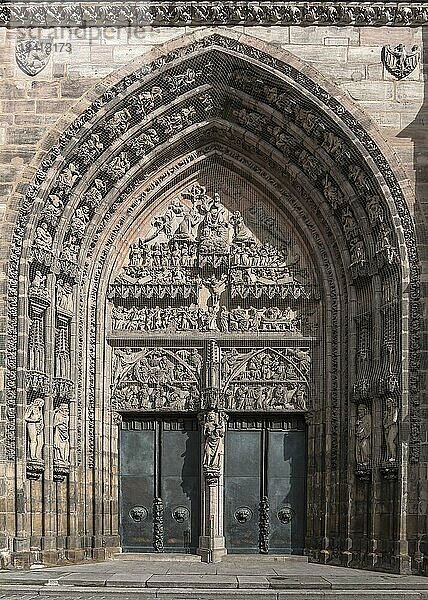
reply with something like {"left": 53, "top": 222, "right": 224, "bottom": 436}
{"left": 0, "top": 555, "right": 427, "bottom": 599}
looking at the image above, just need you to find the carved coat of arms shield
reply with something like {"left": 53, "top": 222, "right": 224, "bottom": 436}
{"left": 15, "top": 39, "right": 52, "bottom": 76}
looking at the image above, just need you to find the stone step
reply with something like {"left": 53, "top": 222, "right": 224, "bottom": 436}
{"left": 0, "top": 585, "right": 427, "bottom": 600}
{"left": 223, "top": 554, "right": 309, "bottom": 563}
{"left": 113, "top": 552, "right": 202, "bottom": 562}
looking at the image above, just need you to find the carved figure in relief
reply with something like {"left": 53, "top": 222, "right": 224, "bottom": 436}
{"left": 80, "top": 133, "right": 104, "bottom": 165}
{"left": 355, "top": 404, "right": 371, "bottom": 465}
{"left": 383, "top": 396, "right": 398, "bottom": 462}
{"left": 57, "top": 163, "right": 80, "bottom": 189}
{"left": 106, "top": 152, "right": 130, "bottom": 181}
{"left": 378, "top": 230, "right": 398, "bottom": 264}
{"left": 132, "top": 86, "right": 163, "bottom": 116}
{"left": 322, "top": 175, "right": 344, "bottom": 210}
{"left": 29, "top": 271, "right": 48, "bottom": 298}
{"left": 34, "top": 222, "right": 53, "bottom": 250}
{"left": 350, "top": 239, "right": 366, "bottom": 267}
{"left": 366, "top": 196, "right": 384, "bottom": 224}
{"left": 25, "top": 398, "right": 44, "bottom": 461}
{"left": 41, "top": 192, "right": 64, "bottom": 225}
{"left": 203, "top": 411, "right": 225, "bottom": 470}
{"left": 56, "top": 279, "right": 73, "bottom": 312}
{"left": 106, "top": 108, "right": 131, "bottom": 136}
{"left": 70, "top": 205, "right": 90, "bottom": 238}
{"left": 230, "top": 211, "right": 254, "bottom": 243}
{"left": 53, "top": 403, "right": 70, "bottom": 463}
{"left": 61, "top": 234, "right": 80, "bottom": 263}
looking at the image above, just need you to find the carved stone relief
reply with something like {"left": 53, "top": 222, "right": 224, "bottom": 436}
{"left": 383, "top": 396, "right": 398, "bottom": 463}
{"left": 2, "top": 3, "right": 427, "bottom": 28}
{"left": 381, "top": 44, "right": 421, "bottom": 80}
{"left": 221, "top": 347, "right": 311, "bottom": 412}
{"left": 53, "top": 403, "right": 70, "bottom": 464}
{"left": 25, "top": 397, "right": 45, "bottom": 478}
{"left": 109, "top": 186, "right": 316, "bottom": 338}
{"left": 111, "top": 347, "right": 201, "bottom": 412}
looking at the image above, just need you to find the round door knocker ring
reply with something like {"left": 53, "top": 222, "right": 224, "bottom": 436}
{"left": 277, "top": 506, "right": 294, "bottom": 524}
{"left": 129, "top": 506, "right": 148, "bottom": 522}
{"left": 172, "top": 506, "right": 190, "bottom": 523}
{"left": 234, "top": 507, "right": 253, "bottom": 523}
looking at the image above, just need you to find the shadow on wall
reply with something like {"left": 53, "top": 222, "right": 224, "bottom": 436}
{"left": 398, "top": 25, "right": 428, "bottom": 565}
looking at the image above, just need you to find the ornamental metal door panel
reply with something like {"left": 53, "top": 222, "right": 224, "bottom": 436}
{"left": 268, "top": 428, "right": 306, "bottom": 554}
{"left": 120, "top": 420, "right": 155, "bottom": 552}
{"left": 120, "top": 418, "right": 200, "bottom": 553}
{"left": 225, "top": 417, "right": 306, "bottom": 554}
{"left": 224, "top": 427, "right": 261, "bottom": 553}
{"left": 161, "top": 420, "right": 200, "bottom": 552}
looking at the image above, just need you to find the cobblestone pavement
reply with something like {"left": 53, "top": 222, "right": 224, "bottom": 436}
{"left": 0, "top": 556, "right": 427, "bottom": 599}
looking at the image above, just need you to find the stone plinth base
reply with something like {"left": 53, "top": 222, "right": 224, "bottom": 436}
{"left": 198, "top": 535, "right": 226, "bottom": 563}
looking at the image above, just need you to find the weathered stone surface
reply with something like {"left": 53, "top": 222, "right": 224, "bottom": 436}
{"left": 0, "top": 20, "right": 425, "bottom": 579}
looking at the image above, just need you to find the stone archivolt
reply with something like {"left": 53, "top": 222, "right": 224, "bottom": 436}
{"left": 3, "top": 30, "right": 421, "bottom": 571}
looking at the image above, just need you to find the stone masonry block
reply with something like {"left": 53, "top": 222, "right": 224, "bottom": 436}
{"left": 396, "top": 82, "right": 424, "bottom": 103}
{"left": 324, "top": 37, "right": 349, "bottom": 47}
{"left": 244, "top": 26, "right": 290, "bottom": 45}
{"left": 0, "top": 83, "right": 27, "bottom": 99}
{"left": 126, "top": 27, "right": 186, "bottom": 45}
{"left": 6, "top": 127, "right": 45, "bottom": 145}
{"left": 359, "top": 26, "right": 422, "bottom": 48}
{"left": 1, "top": 100, "right": 35, "bottom": 113}
{"left": 341, "top": 81, "right": 394, "bottom": 102}
{"left": 112, "top": 45, "right": 151, "bottom": 63}
{"left": 28, "top": 81, "right": 60, "bottom": 99}
{"left": 280, "top": 44, "right": 347, "bottom": 64}
{"left": 289, "top": 25, "right": 359, "bottom": 45}
{"left": 347, "top": 46, "right": 381, "bottom": 65}
{"left": 35, "top": 100, "right": 73, "bottom": 114}
{"left": 67, "top": 64, "right": 115, "bottom": 78}
{"left": 90, "top": 46, "right": 114, "bottom": 62}
{"left": 61, "top": 78, "right": 95, "bottom": 98}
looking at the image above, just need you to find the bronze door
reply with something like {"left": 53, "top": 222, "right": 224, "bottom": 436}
{"left": 120, "top": 417, "right": 200, "bottom": 553}
{"left": 224, "top": 416, "right": 306, "bottom": 554}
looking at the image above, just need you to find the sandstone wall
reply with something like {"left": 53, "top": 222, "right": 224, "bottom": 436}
{"left": 0, "top": 22, "right": 426, "bottom": 566}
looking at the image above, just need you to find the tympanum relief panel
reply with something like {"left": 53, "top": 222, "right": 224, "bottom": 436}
{"left": 108, "top": 184, "right": 315, "bottom": 415}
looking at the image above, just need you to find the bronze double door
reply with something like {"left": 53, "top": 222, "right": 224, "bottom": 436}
{"left": 120, "top": 415, "right": 306, "bottom": 554}
{"left": 120, "top": 417, "right": 200, "bottom": 553}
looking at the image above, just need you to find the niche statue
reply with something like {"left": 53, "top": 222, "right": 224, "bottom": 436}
{"left": 25, "top": 398, "right": 44, "bottom": 462}
{"left": 383, "top": 396, "right": 398, "bottom": 462}
{"left": 355, "top": 404, "right": 371, "bottom": 466}
{"left": 202, "top": 411, "right": 226, "bottom": 475}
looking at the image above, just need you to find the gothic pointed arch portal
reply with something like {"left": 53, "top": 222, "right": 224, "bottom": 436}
{"left": 4, "top": 30, "right": 421, "bottom": 570}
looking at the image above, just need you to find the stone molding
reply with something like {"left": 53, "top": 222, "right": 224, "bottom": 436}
{"left": 0, "top": 2, "right": 427, "bottom": 28}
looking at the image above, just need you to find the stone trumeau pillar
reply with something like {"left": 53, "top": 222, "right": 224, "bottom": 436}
{"left": 198, "top": 341, "right": 227, "bottom": 562}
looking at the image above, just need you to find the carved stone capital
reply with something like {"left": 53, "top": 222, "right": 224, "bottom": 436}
{"left": 53, "top": 460, "right": 70, "bottom": 482}
{"left": 26, "top": 459, "right": 44, "bottom": 480}
{"left": 355, "top": 467, "right": 372, "bottom": 482}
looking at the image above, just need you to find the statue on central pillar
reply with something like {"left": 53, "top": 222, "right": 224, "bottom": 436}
{"left": 203, "top": 410, "right": 226, "bottom": 475}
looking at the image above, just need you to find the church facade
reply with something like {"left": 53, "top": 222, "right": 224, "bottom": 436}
{"left": 0, "top": 2, "right": 427, "bottom": 574}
